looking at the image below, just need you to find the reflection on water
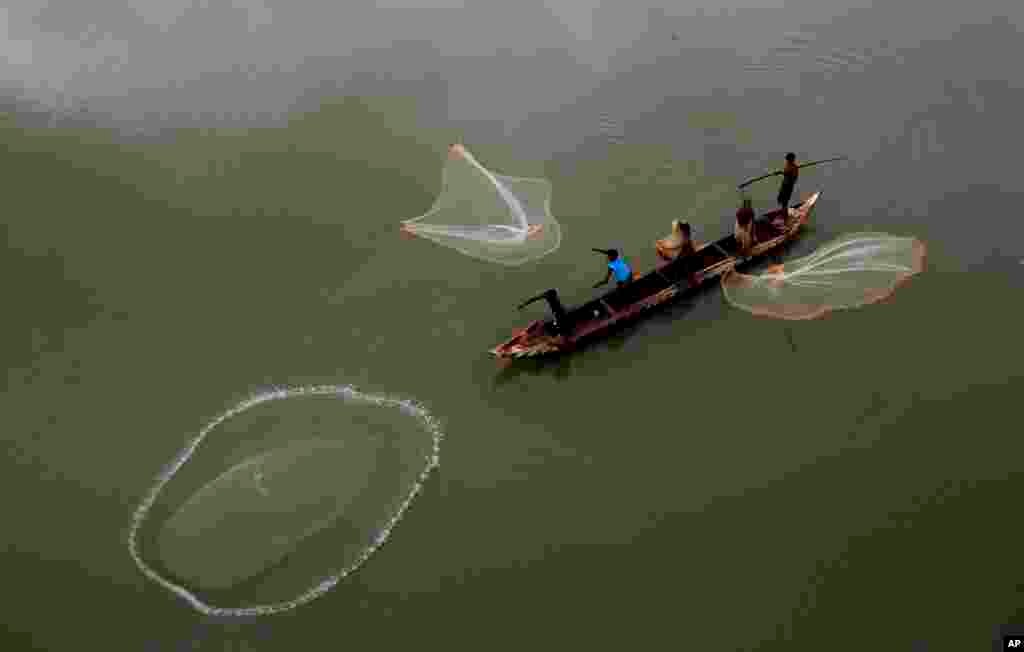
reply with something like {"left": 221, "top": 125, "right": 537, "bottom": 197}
{"left": 492, "top": 351, "right": 574, "bottom": 387}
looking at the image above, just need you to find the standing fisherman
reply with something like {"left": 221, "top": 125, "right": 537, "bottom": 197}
{"left": 777, "top": 152, "right": 800, "bottom": 212}
{"left": 737, "top": 155, "right": 844, "bottom": 196}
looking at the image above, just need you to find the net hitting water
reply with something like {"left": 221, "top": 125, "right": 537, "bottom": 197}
{"left": 156, "top": 438, "right": 378, "bottom": 591}
{"left": 127, "top": 385, "right": 443, "bottom": 617}
{"left": 400, "top": 144, "right": 561, "bottom": 266}
{"left": 721, "top": 233, "right": 927, "bottom": 320}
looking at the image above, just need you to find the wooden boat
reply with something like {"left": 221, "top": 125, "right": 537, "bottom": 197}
{"left": 490, "top": 192, "right": 821, "bottom": 359}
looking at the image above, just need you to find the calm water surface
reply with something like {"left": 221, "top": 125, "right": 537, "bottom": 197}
{"left": 2, "top": 1, "right": 1022, "bottom": 650}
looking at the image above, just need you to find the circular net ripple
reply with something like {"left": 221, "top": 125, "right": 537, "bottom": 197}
{"left": 127, "top": 384, "right": 443, "bottom": 617}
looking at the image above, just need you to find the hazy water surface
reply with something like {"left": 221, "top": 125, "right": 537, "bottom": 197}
{"left": 2, "top": 1, "right": 1022, "bottom": 650}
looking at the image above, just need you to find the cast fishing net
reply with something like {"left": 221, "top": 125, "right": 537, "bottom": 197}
{"left": 721, "top": 232, "right": 926, "bottom": 320}
{"left": 127, "top": 385, "right": 443, "bottom": 616}
{"left": 400, "top": 144, "right": 561, "bottom": 266}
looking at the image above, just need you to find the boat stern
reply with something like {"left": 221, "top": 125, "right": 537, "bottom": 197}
{"left": 490, "top": 320, "right": 564, "bottom": 358}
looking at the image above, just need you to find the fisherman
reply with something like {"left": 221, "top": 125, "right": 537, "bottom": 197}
{"left": 655, "top": 220, "right": 697, "bottom": 262}
{"left": 517, "top": 289, "right": 573, "bottom": 337}
{"left": 735, "top": 196, "right": 756, "bottom": 254}
{"left": 777, "top": 152, "right": 799, "bottom": 212}
{"left": 593, "top": 248, "right": 634, "bottom": 288}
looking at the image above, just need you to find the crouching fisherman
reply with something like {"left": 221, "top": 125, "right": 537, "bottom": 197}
{"left": 735, "top": 197, "right": 756, "bottom": 255}
{"left": 655, "top": 220, "right": 698, "bottom": 262}
{"left": 592, "top": 248, "right": 636, "bottom": 288}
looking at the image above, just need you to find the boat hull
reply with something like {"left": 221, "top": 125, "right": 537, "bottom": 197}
{"left": 490, "top": 192, "right": 821, "bottom": 359}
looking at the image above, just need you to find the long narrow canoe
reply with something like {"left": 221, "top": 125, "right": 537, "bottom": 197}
{"left": 490, "top": 192, "right": 821, "bottom": 359}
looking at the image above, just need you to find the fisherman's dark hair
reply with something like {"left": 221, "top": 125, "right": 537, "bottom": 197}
{"left": 785, "top": 152, "right": 796, "bottom": 161}
{"left": 680, "top": 222, "right": 691, "bottom": 236}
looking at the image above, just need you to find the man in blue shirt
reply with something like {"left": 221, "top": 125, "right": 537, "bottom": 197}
{"left": 592, "top": 248, "right": 634, "bottom": 288}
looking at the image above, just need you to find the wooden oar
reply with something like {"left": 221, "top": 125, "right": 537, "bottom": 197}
{"left": 737, "top": 156, "right": 847, "bottom": 189}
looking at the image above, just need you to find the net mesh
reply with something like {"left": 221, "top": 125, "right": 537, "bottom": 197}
{"left": 400, "top": 144, "right": 561, "bottom": 266}
{"left": 157, "top": 438, "right": 379, "bottom": 591}
{"left": 128, "top": 385, "right": 443, "bottom": 617}
{"left": 721, "top": 232, "right": 926, "bottom": 320}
